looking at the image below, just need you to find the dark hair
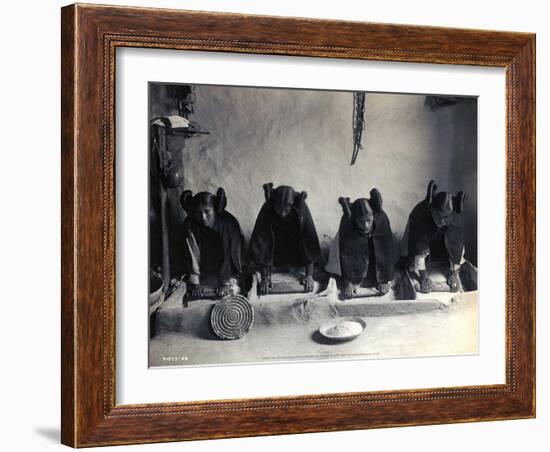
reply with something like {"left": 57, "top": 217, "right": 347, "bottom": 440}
{"left": 181, "top": 188, "right": 227, "bottom": 214}
{"left": 274, "top": 185, "right": 296, "bottom": 206}
{"left": 351, "top": 198, "right": 373, "bottom": 218}
{"left": 432, "top": 192, "right": 454, "bottom": 215}
{"left": 194, "top": 192, "right": 216, "bottom": 208}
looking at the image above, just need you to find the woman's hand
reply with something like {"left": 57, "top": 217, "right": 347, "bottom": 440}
{"left": 188, "top": 284, "right": 206, "bottom": 299}
{"left": 419, "top": 270, "right": 432, "bottom": 294}
{"left": 301, "top": 275, "right": 315, "bottom": 292}
{"left": 343, "top": 280, "right": 357, "bottom": 299}
{"left": 378, "top": 282, "right": 390, "bottom": 295}
{"left": 447, "top": 271, "right": 460, "bottom": 292}
{"left": 259, "top": 271, "right": 272, "bottom": 295}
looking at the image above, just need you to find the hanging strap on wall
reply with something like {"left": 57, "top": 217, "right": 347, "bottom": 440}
{"left": 351, "top": 91, "right": 366, "bottom": 166}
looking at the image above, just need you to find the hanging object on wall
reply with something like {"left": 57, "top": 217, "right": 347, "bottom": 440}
{"left": 425, "top": 95, "right": 475, "bottom": 110}
{"left": 351, "top": 91, "right": 366, "bottom": 165}
{"left": 149, "top": 84, "right": 210, "bottom": 293}
{"left": 168, "top": 84, "right": 196, "bottom": 118}
{"left": 152, "top": 84, "right": 208, "bottom": 134}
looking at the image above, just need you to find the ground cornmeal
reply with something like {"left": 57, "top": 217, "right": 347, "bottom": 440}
{"left": 326, "top": 321, "right": 363, "bottom": 338}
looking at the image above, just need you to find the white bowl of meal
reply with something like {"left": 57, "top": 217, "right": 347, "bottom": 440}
{"left": 318, "top": 317, "right": 366, "bottom": 342}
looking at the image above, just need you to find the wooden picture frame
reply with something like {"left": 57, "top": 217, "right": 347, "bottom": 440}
{"left": 61, "top": 3, "right": 535, "bottom": 447}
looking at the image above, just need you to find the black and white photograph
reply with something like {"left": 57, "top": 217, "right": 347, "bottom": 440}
{"left": 2, "top": 0, "right": 544, "bottom": 450}
{"left": 148, "top": 83, "right": 478, "bottom": 367}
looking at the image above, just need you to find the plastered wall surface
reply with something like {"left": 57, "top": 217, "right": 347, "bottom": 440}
{"left": 150, "top": 84, "right": 477, "bottom": 267}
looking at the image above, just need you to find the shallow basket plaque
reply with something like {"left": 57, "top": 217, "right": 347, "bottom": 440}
{"left": 210, "top": 294, "right": 254, "bottom": 340}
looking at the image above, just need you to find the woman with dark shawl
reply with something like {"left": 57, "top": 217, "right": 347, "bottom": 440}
{"left": 180, "top": 188, "right": 244, "bottom": 298}
{"left": 401, "top": 180, "right": 466, "bottom": 293}
{"left": 325, "top": 189, "right": 395, "bottom": 299}
{"left": 248, "top": 183, "right": 322, "bottom": 295}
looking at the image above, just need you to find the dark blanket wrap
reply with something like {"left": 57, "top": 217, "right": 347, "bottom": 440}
{"left": 339, "top": 210, "right": 394, "bottom": 284}
{"left": 182, "top": 211, "right": 243, "bottom": 281}
{"left": 248, "top": 201, "right": 322, "bottom": 267}
{"left": 407, "top": 200, "right": 465, "bottom": 266}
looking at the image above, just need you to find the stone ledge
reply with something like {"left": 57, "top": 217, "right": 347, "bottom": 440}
{"left": 154, "top": 285, "right": 467, "bottom": 335}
